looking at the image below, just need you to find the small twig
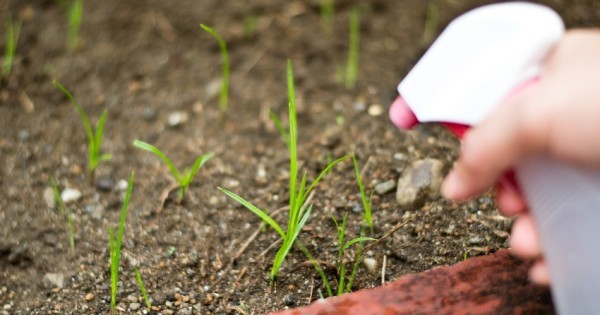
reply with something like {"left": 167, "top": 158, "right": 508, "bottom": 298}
{"left": 308, "top": 277, "right": 315, "bottom": 304}
{"left": 157, "top": 181, "right": 180, "bottom": 214}
{"left": 236, "top": 266, "right": 248, "bottom": 283}
{"left": 228, "top": 224, "right": 263, "bottom": 268}
{"left": 257, "top": 239, "right": 283, "bottom": 259}
{"left": 363, "top": 219, "right": 412, "bottom": 252}
{"left": 381, "top": 255, "right": 387, "bottom": 285}
{"left": 359, "top": 155, "right": 374, "bottom": 179}
{"left": 226, "top": 306, "right": 249, "bottom": 315}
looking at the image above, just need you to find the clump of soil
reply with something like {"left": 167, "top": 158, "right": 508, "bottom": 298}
{"left": 1, "top": 0, "right": 598, "bottom": 314}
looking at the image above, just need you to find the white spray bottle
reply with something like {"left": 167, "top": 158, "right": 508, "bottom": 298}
{"left": 389, "top": 3, "right": 600, "bottom": 315}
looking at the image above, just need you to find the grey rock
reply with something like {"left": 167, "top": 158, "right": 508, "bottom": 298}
{"left": 468, "top": 236, "right": 484, "bottom": 245}
{"left": 375, "top": 180, "right": 396, "bottom": 195}
{"left": 142, "top": 107, "right": 157, "bottom": 121}
{"left": 167, "top": 111, "right": 189, "bottom": 128}
{"left": 178, "top": 308, "right": 192, "bottom": 315}
{"left": 43, "top": 273, "right": 65, "bottom": 289}
{"left": 396, "top": 159, "right": 445, "bottom": 209}
{"left": 129, "top": 302, "right": 141, "bottom": 311}
{"left": 95, "top": 176, "right": 113, "bottom": 192}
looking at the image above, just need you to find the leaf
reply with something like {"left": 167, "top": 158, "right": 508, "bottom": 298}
{"left": 218, "top": 187, "right": 284, "bottom": 238}
{"left": 133, "top": 140, "right": 181, "bottom": 183}
{"left": 188, "top": 151, "right": 215, "bottom": 182}
{"left": 269, "top": 109, "right": 289, "bottom": 148}
{"left": 343, "top": 237, "right": 376, "bottom": 250}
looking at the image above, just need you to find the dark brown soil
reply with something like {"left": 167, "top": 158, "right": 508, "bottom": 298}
{"left": 1, "top": 0, "right": 598, "bottom": 314}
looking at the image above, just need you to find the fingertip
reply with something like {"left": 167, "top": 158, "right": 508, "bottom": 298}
{"left": 529, "top": 260, "right": 551, "bottom": 285}
{"left": 496, "top": 181, "right": 527, "bottom": 216}
{"left": 510, "top": 215, "right": 542, "bottom": 258}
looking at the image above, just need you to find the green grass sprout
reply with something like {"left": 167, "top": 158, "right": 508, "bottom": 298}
{"left": 423, "top": 0, "right": 438, "bottom": 44}
{"left": 320, "top": 0, "right": 335, "bottom": 31}
{"left": 219, "top": 60, "right": 349, "bottom": 281}
{"left": 68, "top": 0, "right": 83, "bottom": 51}
{"left": 269, "top": 109, "right": 289, "bottom": 148}
{"left": 353, "top": 154, "right": 373, "bottom": 229}
{"left": 133, "top": 140, "right": 214, "bottom": 202}
{"left": 345, "top": 6, "right": 360, "bottom": 89}
{"left": 53, "top": 80, "right": 111, "bottom": 184}
{"left": 200, "top": 24, "right": 230, "bottom": 113}
{"left": 134, "top": 266, "right": 152, "bottom": 309}
{"left": 109, "top": 171, "right": 134, "bottom": 313}
{"left": 50, "top": 178, "right": 75, "bottom": 250}
{"left": 1, "top": 15, "right": 21, "bottom": 81}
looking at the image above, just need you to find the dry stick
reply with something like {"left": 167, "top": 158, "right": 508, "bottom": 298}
{"left": 363, "top": 218, "right": 412, "bottom": 253}
{"left": 308, "top": 277, "right": 315, "bottom": 304}
{"left": 359, "top": 155, "right": 374, "bottom": 179}
{"left": 381, "top": 255, "right": 387, "bottom": 285}
{"left": 157, "top": 181, "right": 180, "bottom": 213}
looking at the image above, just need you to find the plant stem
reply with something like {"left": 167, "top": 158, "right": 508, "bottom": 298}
{"left": 345, "top": 6, "right": 360, "bottom": 89}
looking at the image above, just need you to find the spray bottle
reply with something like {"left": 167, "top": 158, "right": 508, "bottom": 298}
{"left": 389, "top": 3, "right": 600, "bottom": 314}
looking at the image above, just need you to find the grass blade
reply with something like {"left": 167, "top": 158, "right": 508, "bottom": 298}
{"left": 133, "top": 140, "right": 181, "bottom": 182}
{"left": 218, "top": 187, "right": 284, "bottom": 238}
{"left": 188, "top": 152, "right": 215, "bottom": 182}
{"left": 200, "top": 24, "right": 229, "bottom": 112}
{"left": 269, "top": 109, "right": 289, "bottom": 148}
{"left": 271, "top": 204, "right": 313, "bottom": 281}
{"left": 68, "top": 0, "right": 83, "bottom": 51}
{"left": 345, "top": 6, "right": 360, "bottom": 89}
{"left": 53, "top": 80, "right": 94, "bottom": 152}
{"left": 1, "top": 15, "right": 21, "bottom": 80}
{"left": 343, "top": 237, "right": 376, "bottom": 250}
{"left": 287, "top": 60, "right": 299, "bottom": 218}
{"left": 302, "top": 155, "right": 350, "bottom": 205}
{"left": 134, "top": 267, "right": 152, "bottom": 309}
{"left": 353, "top": 154, "right": 372, "bottom": 228}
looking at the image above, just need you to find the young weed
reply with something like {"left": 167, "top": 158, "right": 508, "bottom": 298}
{"left": 50, "top": 178, "right": 76, "bottom": 250}
{"left": 422, "top": 0, "right": 439, "bottom": 44}
{"left": 133, "top": 140, "right": 214, "bottom": 202}
{"left": 67, "top": 0, "right": 83, "bottom": 51}
{"left": 53, "top": 80, "right": 111, "bottom": 184}
{"left": 133, "top": 266, "right": 152, "bottom": 309}
{"left": 352, "top": 154, "right": 374, "bottom": 230}
{"left": 109, "top": 171, "right": 134, "bottom": 313}
{"left": 344, "top": 6, "right": 360, "bottom": 89}
{"left": 1, "top": 15, "right": 21, "bottom": 81}
{"left": 219, "top": 60, "right": 349, "bottom": 281}
{"left": 320, "top": 0, "right": 335, "bottom": 31}
{"left": 200, "top": 24, "right": 230, "bottom": 113}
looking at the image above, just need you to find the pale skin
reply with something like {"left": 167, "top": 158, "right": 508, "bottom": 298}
{"left": 441, "top": 29, "right": 600, "bottom": 285}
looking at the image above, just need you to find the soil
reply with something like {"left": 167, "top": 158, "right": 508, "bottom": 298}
{"left": 1, "top": 0, "right": 598, "bottom": 314}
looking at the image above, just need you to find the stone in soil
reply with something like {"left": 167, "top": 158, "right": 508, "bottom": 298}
{"left": 95, "top": 176, "right": 113, "bottom": 192}
{"left": 395, "top": 158, "right": 444, "bottom": 209}
{"left": 270, "top": 250, "right": 554, "bottom": 315}
{"left": 129, "top": 302, "right": 141, "bottom": 311}
{"left": 374, "top": 179, "right": 396, "bottom": 195}
{"left": 84, "top": 293, "right": 94, "bottom": 302}
{"left": 60, "top": 188, "right": 82, "bottom": 203}
{"left": 42, "top": 273, "right": 65, "bottom": 289}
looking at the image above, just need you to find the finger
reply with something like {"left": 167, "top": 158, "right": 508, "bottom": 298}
{"left": 496, "top": 180, "right": 526, "bottom": 216}
{"left": 510, "top": 214, "right": 542, "bottom": 258}
{"left": 529, "top": 260, "right": 551, "bottom": 285}
{"left": 442, "top": 87, "right": 541, "bottom": 201}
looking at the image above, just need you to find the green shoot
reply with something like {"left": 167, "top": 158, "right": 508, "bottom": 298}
{"left": 53, "top": 80, "right": 111, "bottom": 184}
{"left": 134, "top": 267, "right": 152, "bottom": 309}
{"left": 200, "top": 24, "right": 230, "bottom": 113}
{"left": 320, "top": 0, "right": 335, "bottom": 31}
{"left": 345, "top": 6, "right": 360, "bottom": 89}
{"left": 332, "top": 215, "right": 374, "bottom": 295}
{"left": 423, "top": 0, "right": 438, "bottom": 44}
{"left": 220, "top": 60, "right": 350, "bottom": 281}
{"left": 109, "top": 171, "right": 134, "bottom": 313}
{"left": 1, "top": 15, "right": 21, "bottom": 81}
{"left": 133, "top": 140, "right": 214, "bottom": 202}
{"left": 269, "top": 109, "right": 289, "bottom": 148}
{"left": 352, "top": 154, "right": 373, "bottom": 229}
{"left": 50, "top": 178, "right": 75, "bottom": 250}
{"left": 67, "top": 0, "right": 83, "bottom": 51}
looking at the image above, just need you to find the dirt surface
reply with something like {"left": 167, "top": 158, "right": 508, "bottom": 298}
{"left": 0, "top": 0, "right": 598, "bottom": 314}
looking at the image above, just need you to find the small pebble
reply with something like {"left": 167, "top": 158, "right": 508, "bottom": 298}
{"left": 95, "top": 177, "right": 113, "bottom": 192}
{"left": 129, "top": 302, "right": 141, "bottom": 311}
{"left": 142, "top": 108, "right": 157, "bottom": 121}
{"left": 84, "top": 293, "right": 94, "bottom": 302}
{"left": 362, "top": 257, "right": 377, "bottom": 273}
{"left": 18, "top": 130, "right": 30, "bottom": 141}
{"left": 368, "top": 104, "right": 384, "bottom": 116}
{"left": 116, "top": 179, "right": 128, "bottom": 191}
{"left": 375, "top": 180, "right": 397, "bottom": 195}
{"left": 127, "top": 295, "right": 138, "bottom": 303}
{"left": 167, "top": 111, "right": 189, "bottom": 127}
{"left": 43, "top": 187, "right": 56, "bottom": 208}
{"left": 61, "top": 188, "right": 82, "bottom": 203}
{"left": 283, "top": 294, "right": 295, "bottom": 306}
{"left": 43, "top": 273, "right": 65, "bottom": 289}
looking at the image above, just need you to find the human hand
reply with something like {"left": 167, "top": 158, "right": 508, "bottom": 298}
{"left": 441, "top": 29, "right": 600, "bottom": 284}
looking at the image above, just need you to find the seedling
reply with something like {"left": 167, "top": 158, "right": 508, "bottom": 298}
{"left": 1, "top": 15, "right": 21, "bottom": 81}
{"left": 134, "top": 266, "right": 152, "bottom": 309}
{"left": 67, "top": 0, "right": 83, "bottom": 51}
{"left": 320, "top": 0, "right": 335, "bottom": 31}
{"left": 109, "top": 172, "right": 134, "bottom": 313}
{"left": 200, "top": 24, "right": 230, "bottom": 113}
{"left": 53, "top": 80, "right": 111, "bottom": 184}
{"left": 133, "top": 140, "right": 214, "bottom": 202}
{"left": 423, "top": 0, "right": 439, "bottom": 44}
{"left": 345, "top": 6, "right": 360, "bottom": 89}
{"left": 50, "top": 178, "right": 75, "bottom": 250}
{"left": 219, "top": 60, "right": 349, "bottom": 281}
{"left": 352, "top": 154, "right": 374, "bottom": 229}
